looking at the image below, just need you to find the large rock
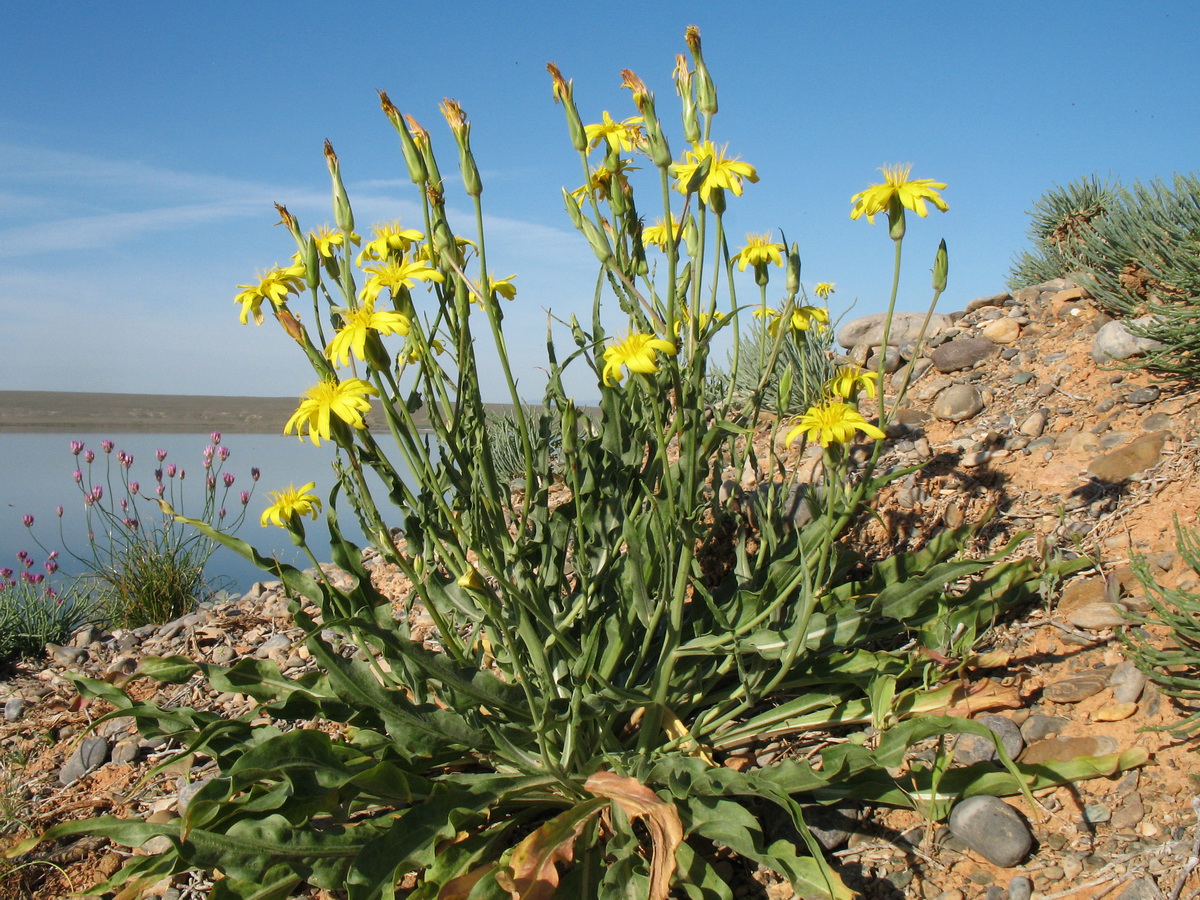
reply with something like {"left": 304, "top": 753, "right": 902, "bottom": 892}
{"left": 836, "top": 311, "right": 952, "bottom": 350}
{"left": 947, "top": 796, "right": 1032, "bottom": 867}
{"left": 1091, "top": 317, "right": 1165, "bottom": 363}
{"left": 929, "top": 336, "right": 998, "bottom": 373}
{"left": 931, "top": 384, "right": 984, "bottom": 422}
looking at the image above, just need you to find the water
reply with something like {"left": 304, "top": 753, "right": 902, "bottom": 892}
{"left": 0, "top": 432, "right": 411, "bottom": 597}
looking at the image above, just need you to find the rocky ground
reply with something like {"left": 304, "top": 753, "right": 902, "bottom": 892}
{"left": 2, "top": 279, "right": 1200, "bottom": 899}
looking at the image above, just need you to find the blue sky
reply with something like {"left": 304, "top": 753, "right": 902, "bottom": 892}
{"left": 2, "top": 1, "right": 1197, "bottom": 403}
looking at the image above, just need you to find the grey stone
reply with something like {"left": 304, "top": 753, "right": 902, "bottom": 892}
{"left": 947, "top": 796, "right": 1032, "bottom": 867}
{"left": 1110, "top": 661, "right": 1148, "bottom": 704}
{"left": 953, "top": 715, "right": 1023, "bottom": 765}
{"left": 837, "top": 311, "right": 953, "bottom": 350}
{"left": 1011, "top": 371, "right": 1037, "bottom": 385}
{"left": 1110, "top": 792, "right": 1146, "bottom": 830}
{"left": 1091, "top": 318, "right": 1165, "bottom": 363}
{"left": 1007, "top": 875, "right": 1033, "bottom": 900}
{"left": 966, "top": 292, "right": 1012, "bottom": 313}
{"left": 3, "top": 698, "right": 25, "bottom": 722}
{"left": 932, "top": 384, "right": 985, "bottom": 422}
{"left": 210, "top": 645, "right": 236, "bottom": 665}
{"left": 1020, "top": 714, "right": 1070, "bottom": 743}
{"left": 177, "top": 777, "right": 216, "bottom": 815}
{"left": 59, "top": 736, "right": 110, "bottom": 784}
{"left": 70, "top": 624, "right": 105, "bottom": 647}
{"left": 111, "top": 738, "right": 140, "bottom": 766}
{"left": 930, "top": 337, "right": 999, "bottom": 373}
{"left": 45, "top": 643, "right": 88, "bottom": 667}
{"left": 1043, "top": 672, "right": 1109, "bottom": 703}
{"left": 1019, "top": 409, "right": 1049, "bottom": 438}
{"left": 1123, "top": 386, "right": 1161, "bottom": 406}
{"left": 1082, "top": 801, "right": 1111, "bottom": 824}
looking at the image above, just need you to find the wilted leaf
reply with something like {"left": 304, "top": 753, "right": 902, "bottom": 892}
{"left": 585, "top": 772, "right": 683, "bottom": 900}
{"left": 495, "top": 798, "right": 606, "bottom": 900}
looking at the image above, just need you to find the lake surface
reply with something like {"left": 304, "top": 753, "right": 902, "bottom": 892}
{"left": 1, "top": 432, "right": 412, "bottom": 598}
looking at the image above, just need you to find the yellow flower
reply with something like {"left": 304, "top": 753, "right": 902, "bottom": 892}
{"left": 602, "top": 332, "right": 677, "bottom": 386}
{"left": 285, "top": 379, "right": 379, "bottom": 446}
{"left": 814, "top": 282, "right": 836, "bottom": 300}
{"left": 569, "top": 159, "right": 638, "bottom": 204}
{"left": 584, "top": 111, "right": 644, "bottom": 154}
{"left": 325, "top": 298, "right": 412, "bottom": 367}
{"left": 826, "top": 366, "right": 879, "bottom": 401}
{"left": 786, "top": 401, "right": 887, "bottom": 448}
{"left": 401, "top": 336, "right": 446, "bottom": 366}
{"left": 356, "top": 221, "right": 424, "bottom": 264}
{"left": 783, "top": 305, "right": 830, "bottom": 333}
{"left": 732, "top": 233, "right": 784, "bottom": 271}
{"left": 642, "top": 215, "right": 681, "bottom": 249}
{"left": 234, "top": 263, "right": 306, "bottom": 326}
{"left": 361, "top": 258, "right": 445, "bottom": 302}
{"left": 490, "top": 273, "right": 517, "bottom": 302}
{"left": 260, "top": 482, "right": 322, "bottom": 529}
{"left": 671, "top": 141, "right": 758, "bottom": 205}
{"left": 310, "top": 224, "right": 360, "bottom": 260}
{"left": 850, "top": 164, "right": 948, "bottom": 225}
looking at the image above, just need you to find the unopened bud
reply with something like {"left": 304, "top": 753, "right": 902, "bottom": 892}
{"left": 685, "top": 26, "right": 717, "bottom": 116}
{"left": 440, "top": 98, "right": 482, "bottom": 197}
{"left": 932, "top": 238, "right": 948, "bottom": 292}
{"left": 324, "top": 141, "right": 355, "bottom": 233}
{"left": 674, "top": 54, "right": 700, "bottom": 145}
{"left": 379, "top": 91, "right": 428, "bottom": 184}
{"left": 547, "top": 62, "right": 587, "bottom": 152}
{"left": 785, "top": 242, "right": 801, "bottom": 296}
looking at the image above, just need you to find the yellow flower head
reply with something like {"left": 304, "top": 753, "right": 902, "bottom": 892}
{"left": 490, "top": 273, "right": 517, "bottom": 302}
{"left": 825, "top": 365, "right": 879, "bottom": 401}
{"left": 234, "top": 263, "right": 306, "bottom": 326}
{"left": 671, "top": 141, "right": 758, "bottom": 205}
{"left": 786, "top": 401, "right": 887, "bottom": 448}
{"left": 285, "top": 378, "right": 379, "bottom": 446}
{"left": 260, "top": 482, "right": 322, "bottom": 529}
{"left": 813, "top": 282, "right": 836, "bottom": 300}
{"left": 325, "top": 298, "right": 412, "bottom": 367}
{"left": 850, "top": 164, "right": 948, "bottom": 225}
{"left": 361, "top": 258, "right": 445, "bottom": 302}
{"left": 356, "top": 221, "right": 424, "bottom": 264}
{"left": 570, "top": 159, "right": 638, "bottom": 205}
{"left": 584, "top": 111, "right": 645, "bottom": 154}
{"left": 784, "top": 305, "right": 830, "bottom": 333}
{"left": 642, "top": 215, "right": 681, "bottom": 250}
{"left": 310, "top": 224, "right": 360, "bottom": 260}
{"left": 602, "top": 332, "right": 677, "bottom": 386}
{"left": 733, "top": 233, "right": 784, "bottom": 272}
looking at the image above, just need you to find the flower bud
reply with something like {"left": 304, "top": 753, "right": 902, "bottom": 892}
{"left": 129, "top": 482, "right": 139, "bottom": 495}
{"left": 274, "top": 204, "right": 304, "bottom": 245}
{"left": 379, "top": 91, "right": 428, "bottom": 184}
{"left": 70, "top": 441, "right": 83, "bottom": 456}
{"left": 84, "top": 450, "right": 94, "bottom": 463}
{"left": 22, "top": 515, "right": 32, "bottom": 528}
{"left": 324, "top": 141, "right": 355, "bottom": 234}
{"left": 56, "top": 505, "right": 63, "bottom": 517}
{"left": 673, "top": 54, "right": 700, "bottom": 145}
{"left": 932, "top": 238, "right": 948, "bottom": 292}
{"left": 547, "top": 62, "right": 587, "bottom": 152}
{"left": 223, "top": 473, "right": 236, "bottom": 487}
{"left": 785, "top": 242, "right": 801, "bottom": 297}
{"left": 406, "top": 115, "right": 443, "bottom": 189}
{"left": 156, "top": 448, "right": 167, "bottom": 462}
{"left": 685, "top": 26, "right": 717, "bottom": 116}
{"left": 101, "top": 440, "right": 114, "bottom": 454}
{"left": 440, "top": 98, "right": 482, "bottom": 197}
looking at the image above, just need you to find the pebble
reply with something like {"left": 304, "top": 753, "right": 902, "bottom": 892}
{"left": 3, "top": 697, "right": 25, "bottom": 722}
{"left": 932, "top": 384, "right": 985, "bottom": 422}
{"left": 1116, "top": 878, "right": 1164, "bottom": 900}
{"left": 1007, "top": 875, "right": 1032, "bottom": 900}
{"left": 1043, "top": 671, "right": 1109, "bottom": 703}
{"left": 60, "top": 735, "right": 110, "bottom": 784}
{"left": 947, "top": 796, "right": 1032, "bottom": 867}
{"left": 1093, "top": 701, "right": 1137, "bottom": 722}
{"left": 930, "top": 337, "right": 999, "bottom": 373}
{"left": 1123, "top": 386, "right": 1161, "bottom": 406}
{"left": 982, "top": 317, "right": 1021, "bottom": 343}
{"left": 1020, "top": 714, "right": 1069, "bottom": 743}
{"left": 1082, "top": 802, "right": 1111, "bottom": 824}
{"left": 1110, "top": 661, "right": 1148, "bottom": 703}
{"left": 954, "top": 715, "right": 1023, "bottom": 764}
{"left": 1111, "top": 792, "right": 1146, "bottom": 830}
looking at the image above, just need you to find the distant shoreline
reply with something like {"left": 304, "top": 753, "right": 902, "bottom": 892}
{"left": 0, "top": 391, "right": 454, "bottom": 434}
